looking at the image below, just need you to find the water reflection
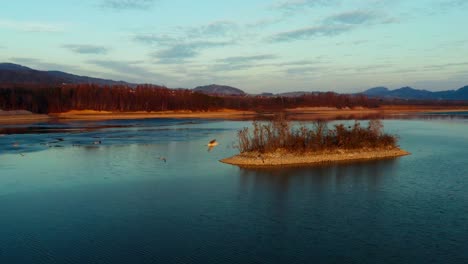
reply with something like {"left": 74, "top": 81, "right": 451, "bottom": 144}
{"left": 236, "top": 159, "right": 400, "bottom": 226}
{"left": 238, "top": 158, "right": 399, "bottom": 198}
{"left": 287, "top": 112, "right": 468, "bottom": 121}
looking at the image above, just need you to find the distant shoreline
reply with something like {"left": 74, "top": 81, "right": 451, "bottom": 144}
{"left": 0, "top": 106, "right": 467, "bottom": 124}
{"left": 220, "top": 148, "right": 410, "bottom": 167}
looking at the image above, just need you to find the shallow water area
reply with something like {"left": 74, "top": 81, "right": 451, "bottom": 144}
{"left": 0, "top": 114, "right": 467, "bottom": 263}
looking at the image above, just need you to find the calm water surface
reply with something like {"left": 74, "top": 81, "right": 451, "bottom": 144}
{"left": 0, "top": 114, "right": 467, "bottom": 263}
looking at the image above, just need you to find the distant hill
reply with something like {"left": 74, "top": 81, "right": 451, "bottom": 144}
{"left": 2, "top": 62, "right": 467, "bottom": 101}
{"left": 0, "top": 62, "right": 134, "bottom": 86}
{"left": 362, "top": 87, "right": 390, "bottom": 96}
{"left": 193, "top": 84, "right": 245, "bottom": 96}
{"left": 362, "top": 86, "right": 468, "bottom": 100}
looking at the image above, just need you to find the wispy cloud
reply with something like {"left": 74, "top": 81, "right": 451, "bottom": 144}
{"left": 326, "top": 10, "right": 379, "bottom": 25}
{"left": 220, "top": 55, "right": 278, "bottom": 64}
{"left": 423, "top": 61, "right": 468, "bottom": 71}
{"left": 0, "top": 19, "right": 64, "bottom": 33}
{"left": 88, "top": 59, "right": 149, "bottom": 75}
{"left": 152, "top": 41, "right": 231, "bottom": 64}
{"left": 286, "top": 66, "right": 321, "bottom": 75}
{"left": 273, "top": 0, "right": 338, "bottom": 11}
{"left": 152, "top": 45, "right": 198, "bottom": 63}
{"left": 210, "top": 54, "right": 278, "bottom": 72}
{"left": 133, "top": 34, "right": 177, "bottom": 45}
{"left": 134, "top": 21, "right": 238, "bottom": 45}
{"left": 134, "top": 22, "right": 237, "bottom": 64}
{"left": 86, "top": 59, "right": 168, "bottom": 82}
{"left": 62, "top": 44, "right": 109, "bottom": 54}
{"left": 270, "top": 9, "right": 396, "bottom": 42}
{"left": 440, "top": 0, "right": 468, "bottom": 7}
{"left": 101, "top": 0, "right": 156, "bottom": 10}
{"left": 9, "top": 57, "right": 80, "bottom": 72}
{"left": 188, "top": 21, "right": 238, "bottom": 37}
{"left": 335, "top": 39, "right": 369, "bottom": 46}
{"left": 271, "top": 25, "right": 352, "bottom": 42}
{"left": 245, "top": 17, "right": 283, "bottom": 28}
{"left": 273, "top": 59, "right": 326, "bottom": 67}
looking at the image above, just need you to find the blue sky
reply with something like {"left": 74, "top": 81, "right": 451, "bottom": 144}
{"left": 1, "top": 0, "right": 467, "bottom": 93}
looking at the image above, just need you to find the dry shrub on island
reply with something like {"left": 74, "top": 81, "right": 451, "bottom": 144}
{"left": 237, "top": 115, "right": 398, "bottom": 154}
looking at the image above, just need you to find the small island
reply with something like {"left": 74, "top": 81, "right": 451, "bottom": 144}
{"left": 221, "top": 116, "right": 409, "bottom": 167}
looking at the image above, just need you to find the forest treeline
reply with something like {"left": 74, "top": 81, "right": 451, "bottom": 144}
{"left": 0, "top": 84, "right": 465, "bottom": 114}
{"left": 0, "top": 84, "right": 378, "bottom": 113}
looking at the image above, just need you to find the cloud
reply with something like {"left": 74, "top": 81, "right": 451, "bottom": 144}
{"left": 150, "top": 41, "right": 231, "bottom": 63}
{"left": 423, "top": 62, "right": 468, "bottom": 71}
{"left": 326, "top": 10, "right": 379, "bottom": 25}
{"left": 441, "top": 0, "right": 468, "bottom": 7}
{"left": 152, "top": 45, "right": 198, "bottom": 63}
{"left": 273, "top": 59, "right": 325, "bottom": 67}
{"left": 87, "top": 59, "right": 153, "bottom": 76}
{"left": 101, "top": 0, "right": 156, "bottom": 10}
{"left": 0, "top": 19, "right": 64, "bottom": 33}
{"left": 271, "top": 25, "right": 352, "bottom": 42}
{"left": 133, "top": 21, "right": 238, "bottom": 64}
{"left": 63, "top": 44, "right": 109, "bottom": 54}
{"left": 189, "top": 21, "right": 238, "bottom": 37}
{"left": 245, "top": 18, "right": 283, "bottom": 28}
{"left": 86, "top": 59, "right": 170, "bottom": 83}
{"left": 335, "top": 39, "right": 369, "bottom": 46}
{"left": 209, "top": 54, "right": 278, "bottom": 72}
{"left": 273, "top": 0, "right": 338, "bottom": 11}
{"left": 9, "top": 57, "right": 80, "bottom": 72}
{"left": 269, "top": 9, "right": 397, "bottom": 42}
{"left": 134, "top": 22, "right": 238, "bottom": 45}
{"left": 220, "top": 54, "right": 278, "bottom": 64}
{"left": 133, "top": 34, "right": 178, "bottom": 45}
{"left": 286, "top": 66, "right": 320, "bottom": 75}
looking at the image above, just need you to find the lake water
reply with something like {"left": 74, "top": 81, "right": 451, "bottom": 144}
{"left": 0, "top": 114, "right": 467, "bottom": 263}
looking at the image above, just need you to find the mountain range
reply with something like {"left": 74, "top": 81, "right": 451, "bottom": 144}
{"left": 362, "top": 86, "right": 468, "bottom": 100}
{"left": 1, "top": 62, "right": 467, "bottom": 100}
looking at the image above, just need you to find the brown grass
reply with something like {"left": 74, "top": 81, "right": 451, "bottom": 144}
{"left": 236, "top": 114, "right": 398, "bottom": 154}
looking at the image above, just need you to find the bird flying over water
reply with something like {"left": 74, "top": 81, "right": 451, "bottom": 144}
{"left": 207, "top": 139, "right": 218, "bottom": 152}
{"left": 208, "top": 139, "right": 218, "bottom": 147}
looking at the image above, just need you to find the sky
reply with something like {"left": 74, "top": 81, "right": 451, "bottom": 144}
{"left": 0, "top": 0, "right": 467, "bottom": 93}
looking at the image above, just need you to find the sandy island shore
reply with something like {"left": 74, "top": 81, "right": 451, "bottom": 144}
{"left": 220, "top": 148, "right": 410, "bottom": 167}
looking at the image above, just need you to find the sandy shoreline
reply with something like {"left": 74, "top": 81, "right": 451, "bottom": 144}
{"left": 220, "top": 148, "right": 410, "bottom": 167}
{"left": 47, "top": 106, "right": 468, "bottom": 121}
{"left": 0, "top": 106, "right": 466, "bottom": 124}
{"left": 50, "top": 109, "right": 257, "bottom": 121}
{"left": 0, "top": 114, "right": 51, "bottom": 124}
